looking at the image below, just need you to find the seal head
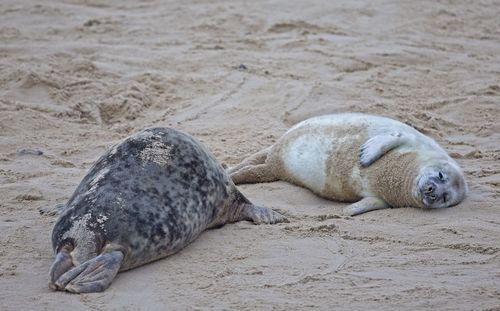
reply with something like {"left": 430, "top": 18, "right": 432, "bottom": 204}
{"left": 415, "top": 161, "right": 468, "bottom": 209}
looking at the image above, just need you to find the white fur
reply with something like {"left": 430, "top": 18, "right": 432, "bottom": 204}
{"left": 281, "top": 132, "right": 331, "bottom": 193}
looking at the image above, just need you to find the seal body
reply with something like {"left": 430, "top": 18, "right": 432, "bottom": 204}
{"left": 48, "top": 128, "right": 285, "bottom": 293}
{"left": 229, "top": 113, "right": 467, "bottom": 216}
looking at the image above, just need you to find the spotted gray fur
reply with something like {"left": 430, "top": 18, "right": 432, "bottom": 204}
{"left": 49, "top": 127, "right": 286, "bottom": 293}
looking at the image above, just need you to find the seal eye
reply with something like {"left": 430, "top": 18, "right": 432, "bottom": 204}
{"left": 438, "top": 171, "right": 444, "bottom": 180}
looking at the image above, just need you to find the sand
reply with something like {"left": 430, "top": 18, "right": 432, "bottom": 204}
{"left": 1, "top": 0, "right": 499, "bottom": 310}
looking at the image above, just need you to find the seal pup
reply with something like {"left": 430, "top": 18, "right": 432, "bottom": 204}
{"left": 229, "top": 113, "right": 467, "bottom": 216}
{"left": 48, "top": 127, "right": 286, "bottom": 293}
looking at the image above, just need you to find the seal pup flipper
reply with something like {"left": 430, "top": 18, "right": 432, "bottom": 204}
{"left": 227, "top": 147, "right": 270, "bottom": 175}
{"left": 359, "top": 132, "right": 409, "bottom": 167}
{"left": 54, "top": 250, "right": 124, "bottom": 293}
{"left": 342, "top": 197, "right": 389, "bottom": 216}
{"left": 240, "top": 203, "right": 288, "bottom": 224}
{"left": 230, "top": 164, "right": 277, "bottom": 185}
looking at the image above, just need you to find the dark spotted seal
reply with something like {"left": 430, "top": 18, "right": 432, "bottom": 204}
{"left": 48, "top": 128, "right": 286, "bottom": 293}
{"left": 229, "top": 113, "right": 467, "bottom": 216}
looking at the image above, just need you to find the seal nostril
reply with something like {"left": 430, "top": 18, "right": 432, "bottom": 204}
{"left": 426, "top": 185, "right": 433, "bottom": 193}
{"left": 443, "top": 193, "right": 448, "bottom": 203}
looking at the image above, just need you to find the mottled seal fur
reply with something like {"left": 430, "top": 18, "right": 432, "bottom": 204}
{"left": 229, "top": 113, "right": 467, "bottom": 216}
{"left": 48, "top": 127, "right": 286, "bottom": 293}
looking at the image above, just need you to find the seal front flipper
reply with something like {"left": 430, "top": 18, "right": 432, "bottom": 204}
{"left": 241, "top": 203, "right": 288, "bottom": 224}
{"left": 342, "top": 197, "right": 389, "bottom": 216}
{"left": 53, "top": 250, "right": 124, "bottom": 293}
{"left": 39, "top": 203, "right": 67, "bottom": 216}
{"left": 359, "top": 132, "right": 409, "bottom": 167}
{"left": 222, "top": 189, "right": 287, "bottom": 225}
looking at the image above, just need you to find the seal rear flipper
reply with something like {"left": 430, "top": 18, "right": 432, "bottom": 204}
{"left": 227, "top": 147, "right": 270, "bottom": 175}
{"left": 230, "top": 164, "right": 278, "bottom": 185}
{"left": 48, "top": 245, "right": 74, "bottom": 290}
{"left": 359, "top": 132, "right": 409, "bottom": 167}
{"left": 241, "top": 203, "right": 288, "bottom": 225}
{"left": 342, "top": 197, "right": 389, "bottom": 216}
{"left": 53, "top": 250, "right": 124, "bottom": 293}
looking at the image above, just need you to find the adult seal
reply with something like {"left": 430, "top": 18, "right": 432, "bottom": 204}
{"left": 229, "top": 113, "right": 467, "bottom": 216}
{"left": 48, "top": 127, "right": 286, "bottom": 293}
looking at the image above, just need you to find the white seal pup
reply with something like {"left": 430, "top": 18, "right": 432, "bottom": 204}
{"left": 229, "top": 113, "right": 467, "bottom": 216}
{"left": 47, "top": 127, "right": 286, "bottom": 293}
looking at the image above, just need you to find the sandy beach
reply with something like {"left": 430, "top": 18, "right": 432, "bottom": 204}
{"left": 1, "top": 0, "right": 499, "bottom": 310}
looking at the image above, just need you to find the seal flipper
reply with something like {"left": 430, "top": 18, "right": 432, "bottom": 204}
{"left": 230, "top": 164, "right": 278, "bottom": 185}
{"left": 241, "top": 203, "right": 288, "bottom": 224}
{"left": 53, "top": 250, "right": 124, "bottom": 293}
{"left": 39, "top": 203, "right": 67, "bottom": 216}
{"left": 359, "top": 132, "right": 408, "bottom": 167}
{"left": 342, "top": 197, "right": 389, "bottom": 216}
{"left": 218, "top": 190, "right": 287, "bottom": 226}
{"left": 48, "top": 244, "right": 75, "bottom": 290}
{"left": 227, "top": 147, "right": 270, "bottom": 175}
{"left": 229, "top": 147, "right": 278, "bottom": 184}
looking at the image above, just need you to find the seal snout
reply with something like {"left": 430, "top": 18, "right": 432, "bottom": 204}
{"left": 422, "top": 183, "right": 443, "bottom": 203}
{"left": 419, "top": 175, "right": 450, "bottom": 208}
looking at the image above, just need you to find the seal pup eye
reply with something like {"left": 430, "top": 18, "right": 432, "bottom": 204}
{"left": 438, "top": 171, "right": 444, "bottom": 180}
